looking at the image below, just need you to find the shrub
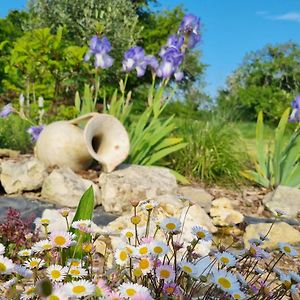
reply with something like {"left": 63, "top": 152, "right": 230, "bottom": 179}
{"left": 170, "top": 119, "right": 248, "bottom": 185}
{"left": 0, "top": 114, "right": 32, "bottom": 152}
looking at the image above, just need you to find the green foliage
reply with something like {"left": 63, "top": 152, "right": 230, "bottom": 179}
{"left": 218, "top": 42, "right": 300, "bottom": 123}
{"left": 74, "top": 84, "right": 97, "bottom": 116}
{"left": 0, "top": 115, "right": 32, "bottom": 153}
{"left": 242, "top": 108, "right": 300, "bottom": 189}
{"left": 170, "top": 120, "right": 248, "bottom": 185}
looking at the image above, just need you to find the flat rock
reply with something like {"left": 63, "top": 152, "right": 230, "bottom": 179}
{"left": 41, "top": 168, "right": 101, "bottom": 207}
{"left": 178, "top": 186, "right": 213, "bottom": 212}
{"left": 244, "top": 222, "right": 300, "bottom": 249}
{"left": 263, "top": 185, "right": 300, "bottom": 218}
{"left": 0, "top": 148, "right": 20, "bottom": 158}
{"left": 0, "top": 158, "right": 47, "bottom": 194}
{"left": 99, "top": 164, "right": 177, "bottom": 213}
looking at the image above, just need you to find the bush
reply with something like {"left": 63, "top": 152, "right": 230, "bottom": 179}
{"left": 170, "top": 119, "right": 248, "bottom": 185}
{"left": 0, "top": 115, "right": 32, "bottom": 152}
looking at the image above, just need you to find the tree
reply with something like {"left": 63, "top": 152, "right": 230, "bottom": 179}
{"left": 217, "top": 42, "right": 300, "bottom": 122}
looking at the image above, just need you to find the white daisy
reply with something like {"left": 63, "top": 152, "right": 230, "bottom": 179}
{"left": 160, "top": 217, "right": 181, "bottom": 233}
{"left": 136, "top": 257, "right": 153, "bottom": 274}
{"left": 119, "top": 283, "right": 150, "bottom": 298}
{"left": 211, "top": 269, "right": 240, "bottom": 292}
{"left": 215, "top": 251, "right": 236, "bottom": 267}
{"left": 139, "top": 200, "right": 159, "bottom": 211}
{"left": 230, "top": 289, "right": 246, "bottom": 300}
{"left": 46, "top": 264, "right": 68, "bottom": 282}
{"left": 68, "top": 266, "right": 88, "bottom": 278}
{"left": 150, "top": 241, "right": 169, "bottom": 256}
{"left": 32, "top": 239, "right": 52, "bottom": 253}
{"left": 14, "top": 265, "right": 33, "bottom": 278}
{"left": 135, "top": 244, "right": 151, "bottom": 257}
{"left": 67, "top": 259, "right": 81, "bottom": 268}
{"left": 191, "top": 226, "right": 212, "bottom": 241}
{"left": 50, "top": 231, "right": 76, "bottom": 248}
{"left": 71, "top": 219, "right": 92, "bottom": 230}
{"left": 20, "top": 286, "right": 35, "bottom": 300}
{"left": 115, "top": 248, "right": 129, "bottom": 266}
{"left": 278, "top": 242, "right": 298, "bottom": 257}
{"left": 289, "top": 271, "right": 300, "bottom": 283}
{"left": 0, "top": 255, "right": 15, "bottom": 274}
{"left": 65, "top": 279, "right": 95, "bottom": 298}
{"left": 120, "top": 228, "right": 135, "bottom": 240}
{"left": 24, "top": 258, "right": 45, "bottom": 270}
{"left": 280, "top": 273, "right": 292, "bottom": 289}
{"left": 156, "top": 264, "right": 175, "bottom": 282}
{"left": 18, "top": 249, "right": 32, "bottom": 257}
{"left": 178, "top": 261, "right": 197, "bottom": 277}
{"left": 0, "top": 243, "right": 5, "bottom": 255}
{"left": 46, "top": 287, "right": 69, "bottom": 300}
{"left": 195, "top": 256, "right": 214, "bottom": 277}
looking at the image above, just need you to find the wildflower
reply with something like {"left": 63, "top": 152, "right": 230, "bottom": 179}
{"left": 249, "top": 244, "right": 270, "bottom": 259}
{"left": 192, "top": 226, "right": 212, "bottom": 241}
{"left": 248, "top": 238, "right": 263, "bottom": 246}
{"left": 59, "top": 208, "right": 71, "bottom": 218}
{"left": 85, "top": 36, "right": 114, "bottom": 69}
{"left": 18, "top": 249, "right": 32, "bottom": 257}
{"left": 167, "top": 35, "right": 184, "bottom": 50}
{"left": 115, "top": 248, "right": 129, "bottom": 266}
{"left": 133, "top": 268, "right": 143, "bottom": 278}
{"left": 46, "top": 287, "right": 68, "bottom": 300}
{"left": 32, "top": 239, "right": 52, "bottom": 253}
{"left": 27, "top": 125, "right": 45, "bottom": 142}
{"left": 50, "top": 231, "right": 75, "bottom": 248}
{"left": 68, "top": 266, "right": 88, "bottom": 278}
{"left": 215, "top": 251, "right": 236, "bottom": 267}
{"left": 195, "top": 256, "right": 214, "bottom": 277}
{"left": 289, "top": 271, "right": 300, "bottom": 283}
{"left": 107, "top": 291, "right": 124, "bottom": 300}
{"left": 178, "top": 261, "right": 197, "bottom": 277}
{"left": 0, "top": 255, "right": 15, "bottom": 274}
{"left": 137, "top": 257, "right": 153, "bottom": 274}
{"left": 0, "top": 103, "right": 13, "bottom": 118}
{"left": 211, "top": 269, "right": 240, "bottom": 292}
{"left": 163, "top": 283, "right": 181, "bottom": 296}
{"left": 95, "top": 279, "right": 110, "bottom": 298}
{"left": 156, "top": 264, "right": 175, "bottom": 282}
{"left": 140, "top": 200, "right": 159, "bottom": 211}
{"left": 131, "top": 215, "right": 141, "bottom": 225}
{"left": 121, "top": 228, "right": 135, "bottom": 240}
{"left": 67, "top": 258, "right": 81, "bottom": 267}
{"left": 24, "top": 258, "right": 45, "bottom": 270}
{"left": 160, "top": 217, "right": 181, "bottom": 233}
{"left": 82, "top": 242, "right": 93, "bottom": 253}
{"left": 278, "top": 242, "right": 298, "bottom": 257}
{"left": 236, "top": 272, "right": 248, "bottom": 287}
{"left": 280, "top": 273, "right": 292, "bottom": 289}
{"left": 72, "top": 219, "right": 92, "bottom": 230}
{"left": 65, "top": 279, "right": 95, "bottom": 298}
{"left": 20, "top": 286, "right": 36, "bottom": 300}
{"left": 291, "top": 284, "right": 300, "bottom": 296}
{"left": 289, "top": 96, "right": 300, "bottom": 122}
{"left": 0, "top": 243, "right": 5, "bottom": 255}
{"left": 3, "top": 277, "right": 17, "bottom": 289}
{"left": 150, "top": 241, "right": 169, "bottom": 256}
{"left": 230, "top": 289, "right": 247, "bottom": 300}
{"left": 46, "top": 264, "right": 68, "bottom": 282}
{"left": 14, "top": 265, "right": 33, "bottom": 278}
{"left": 119, "top": 283, "right": 150, "bottom": 298}
{"left": 35, "top": 217, "right": 50, "bottom": 227}
{"left": 132, "top": 293, "right": 154, "bottom": 300}
{"left": 135, "top": 244, "right": 151, "bottom": 257}
{"left": 178, "top": 14, "right": 201, "bottom": 49}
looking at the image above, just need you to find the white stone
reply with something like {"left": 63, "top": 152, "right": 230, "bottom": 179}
{"left": 99, "top": 164, "right": 177, "bottom": 213}
{"left": 0, "top": 158, "right": 47, "bottom": 194}
{"left": 41, "top": 168, "right": 101, "bottom": 207}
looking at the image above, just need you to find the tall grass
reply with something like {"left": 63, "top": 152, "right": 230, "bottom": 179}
{"left": 170, "top": 119, "right": 248, "bottom": 186}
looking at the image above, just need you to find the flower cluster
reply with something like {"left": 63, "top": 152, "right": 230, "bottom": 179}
{"left": 289, "top": 95, "right": 300, "bottom": 122}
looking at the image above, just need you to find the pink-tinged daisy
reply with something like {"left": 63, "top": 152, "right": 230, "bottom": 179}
{"left": 215, "top": 251, "right": 236, "bottom": 267}
{"left": 211, "top": 269, "right": 240, "bottom": 292}
{"left": 191, "top": 226, "right": 212, "bottom": 241}
{"left": 95, "top": 279, "right": 110, "bottom": 298}
{"left": 156, "top": 264, "right": 175, "bottom": 282}
{"left": 32, "top": 240, "right": 52, "bottom": 253}
{"left": 0, "top": 243, "right": 5, "bottom": 255}
{"left": 18, "top": 249, "right": 32, "bottom": 257}
{"left": 132, "top": 293, "right": 154, "bottom": 300}
{"left": 115, "top": 248, "right": 129, "bottom": 266}
{"left": 46, "top": 287, "right": 68, "bottom": 300}
{"left": 278, "top": 242, "right": 298, "bottom": 257}
{"left": 107, "top": 291, "right": 124, "bottom": 300}
{"left": 135, "top": 244, "right": 151, "bottom": 257}
{"left": 67, "top": 259, "right": 81, "bottom": 267}
{"left": 46, "top": 264, "right": 68, "bottom": 282}
{"left": 50, "top": 231, "right": 75, "bottom": 248}
{"left": 72, "top": 219, "right": 92, "bottom": 231}
{"left": 139, "top": 200, "right": 159, "bottom": 211}
{"left": 150, "top": 241, "right": 169, "bottom": 256}
{"left": 119, "top": 283, "right": 151, "bottom": 298}
{"left": 20, "top": 286, "right": 35, "bottom": 300}
{"left": 24, "top": 258, "right": 45, "bottom": 270}
{"left": 230, "top": 289, "right": 246, "bottom": 300}
{"left": 0, "top": 255, "right": 15, "bottom": 274}
{"left": 14, "top": 265, "right": 33, "bottom": 278}
{"left": 65, "top": 279, "right": 95, "bottom": 298}
{"left": 68, "top": 266, "right": 88, "bottom": 278}
{"left": 160, "top": 217, "right": 181, "bottom": 233}
{"left": 136, "top": 257, "right": 153, "bottom": 274}
{"left": 163, "top": 283, "right": 181, "bottom": 296}
{"left": 178, "top": 261, "right": 197, "bottom": 277}
{"left": 121, "top": 228, "right": 135, "bottom": 240}
{"left": 59, "top": 208, "right": 71, "bottom": 218}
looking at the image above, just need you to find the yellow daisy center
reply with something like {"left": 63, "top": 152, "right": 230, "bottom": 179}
{"left": 71, "top": 261, "right": 80, "bottom": 267}
{"left": 43, "top": 244, "right": 52, "bottom": 250}
{"left": 49, "top": 295, "right": 60, "bottom": 300}
{"left": 83, "top": 243, "right": 93, "bottom": 252}
{"left": 51, "top": 270, "right": 61, "bottom": 279}
{"left": 233, "top": 294, "right": 241, "bottom": 299}
{"left": 70, "top": 269, "right": 80, "bottom": 276}
{"left": 41, "top": 219, "right": 50, "bottom": 225}
{"left": 166, "top": 287, "right": 174, "bottom": 294}
{"left": 125, "top": 232, "right": 134, "bottom": 238}
{"left": 0, "top": 262, "right": 7, "bottom": 272}
{"left": 166, "top": 223, "right": 176, "bottom": 230}
{"left": 283, "top": 246, "right": 291, "bottom": 253}
{"left": 133, "top": 268, "right": 143, "bottom": 277}
{"left": 73, "top": 285, "right": 86, "bottom": 294}
{"left": 139, "top": 247, "right": 148, "bottom": 255}
{"left": 196, "top": 231, "right": 205, "bottom": 238}
{"left": 220, "top": 257, "right": 230, "bottom": 264}
{"left": 30, "top": 261, "right": 39, "bottom": 268}
{"left": 54, "top": 236, "right": 67, "bottom": 246}
{"left": 160, "top": 269, "right": 170, "bottom": 278}
{"left": 126, "top": 288, "right": 136, "bottom": 296}
{"left": 26, "top": 287, "right": 35, "bottom": 295}
{"left": 182, "top": 266, "right": 193, "bottom": 273}
{"left": 139, "top": 259, "right": 150, "bottom": 269}
{"left": 218, "top": 277, "right": 232, "bottom": 289}
{"left": 119, "top": 251, "right": 128, "bottom": 261}
{"left": 153, "top": 246, "right": 163, "bottom": 254}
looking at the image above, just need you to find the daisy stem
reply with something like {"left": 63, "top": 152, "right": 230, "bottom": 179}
{"left": 263, "top": 253, "right": 285, "bottom": 285}
{"left": 65, "top": 216, "right": 70, "bottom": 231}
{"left": 145, "top": 210, "right": 151, "bottom": 237}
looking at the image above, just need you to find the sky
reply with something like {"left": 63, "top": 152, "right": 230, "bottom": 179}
{"left": 1, "top": 0, "right": 300, "bottom": 97}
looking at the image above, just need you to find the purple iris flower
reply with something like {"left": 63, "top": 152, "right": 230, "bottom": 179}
{"left": 0, "top": 104, "right": 13, "bottom": 118}
{"left": 84, "top": 36, "right": 114, "bottom": 69}
{"left": 123, "top": 46, "right": 158, "bottom": 77}
{"left": 289, "top": 95, "right": 300, "bottom": 122}
{"left": 27, "top": 125, "right": 45, "bottom": 142}
{"left": 167, "top": 35, "right": 184, "bottom": 50}
{"left": 178, "top": 14, "right": 201, "bottom": 49}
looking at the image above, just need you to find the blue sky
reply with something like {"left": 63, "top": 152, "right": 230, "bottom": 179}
{"left": 1, "top": 0, "right": 300, "bottom": 97}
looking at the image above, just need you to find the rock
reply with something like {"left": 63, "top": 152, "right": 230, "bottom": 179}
{"left": 99, "top": 164, "right": 177, "bottom": 213}
{"left": 41, "top": 168, "right": 101, "bottom": 207}
{"left": 178, "top": 186, "right": 213, "bottom": 212}
{"left": 244, "top": 222, "right": 300, "bottom": 249}
{"left": 210, "top": 197, "right": 244, "bottom": 226}
{"left": 0, "top": 148, "right": 20, "bottom": 158}
{"left": 0, "top": 159, "right": 47, "bottom": 194}
{"left": 155, "top": 194, "right": 185, "bottom": 215}
{"left": 263, "top": 185, "right": 300, "bottom": 219}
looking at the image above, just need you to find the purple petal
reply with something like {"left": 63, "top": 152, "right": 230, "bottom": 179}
{"left": 289, "top": 108, "right": 300, "bottom": 122}
{"left": 95, "top": 53, "right": 114, "bottom": 69}
{"left": 157, "top": 61, "right": 175, "bottom": 78}
{"left": 179, "top": 14, "right": 200, "bottom": 34}
{"left": 122, "top": 58, "right": 136, "bottom": 72}
{"left": 144, "top": 55, "right": 159, "bottom": 71}
{"left": 84, "top": 50, "right": 93, "bottom": 62}
{"left": 0, "top": 104, "right": 13, "bottom": 118}
{"left": 187, "top": 32, "right": 201, "bottom": 49}
{"left": 167, "top": 35, "right": 184, "bottom": 49}
{"left": 27, "top": 125, "right": 45, "bottom": 142}
{"left": 174, "top": 70, "right": 184, "bottom": 81}
{"left": 292, "top": 95, "right": 300, "bottom": 109}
